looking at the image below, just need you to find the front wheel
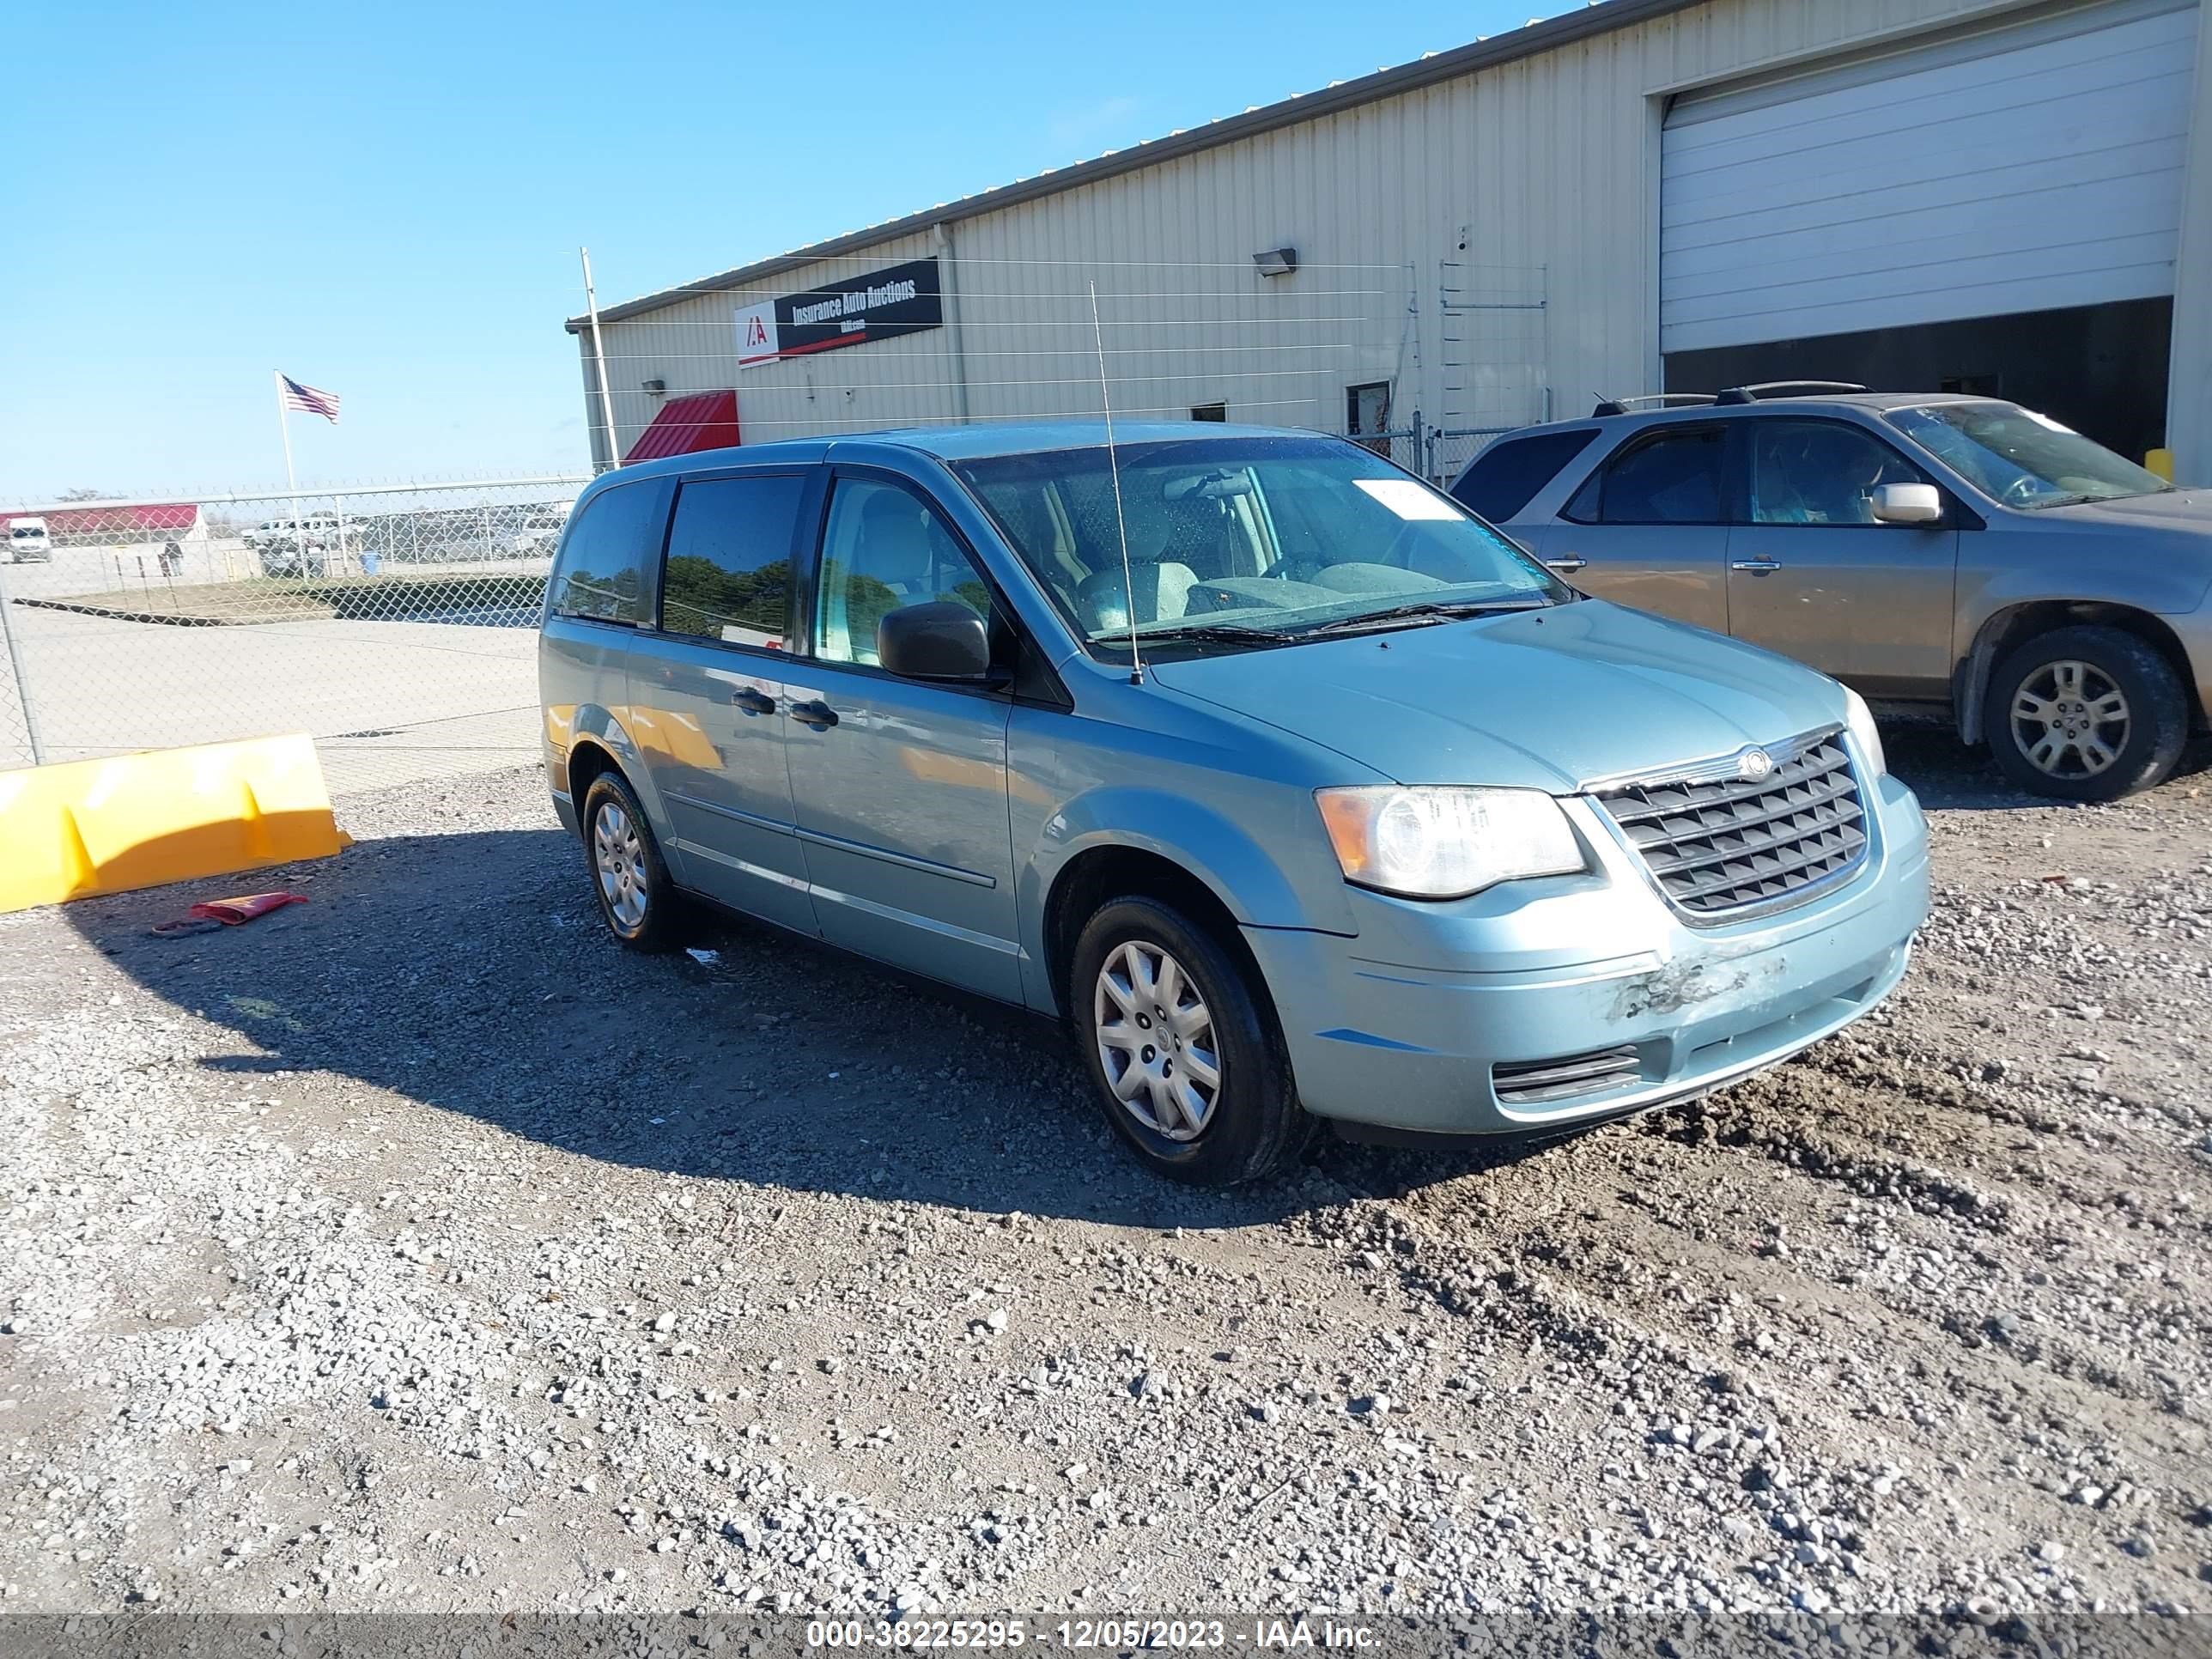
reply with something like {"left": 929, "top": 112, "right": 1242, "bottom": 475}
{"left": 1069, "top": 896, "right": 1311, "bottom": 1186}
{"left": 1983, "top": 624, "right": 2188, "bottom": 802}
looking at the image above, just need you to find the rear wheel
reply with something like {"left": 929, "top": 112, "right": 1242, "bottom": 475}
{"left": 1070, "top": 896, "right": 1311, "bottom": 1186}
{"left": 1984, "top": 624, "right": 2187, "bottom": 802}
{"left": 581, "top": 771, "right": 687, "bottom": 951}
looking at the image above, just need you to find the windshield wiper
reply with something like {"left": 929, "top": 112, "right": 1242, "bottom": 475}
{"left": 1286, "top": 598, "right": 1548, "bottom": 639}
{"left": 1127, "top": 621, "right": 1291, "bottom": 647}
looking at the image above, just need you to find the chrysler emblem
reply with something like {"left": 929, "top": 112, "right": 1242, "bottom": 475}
{"left": 1736, "top": 747, "right": 1775, "bottom": 781}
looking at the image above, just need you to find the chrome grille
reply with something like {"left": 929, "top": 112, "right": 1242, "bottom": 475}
{"left": 1493, "top": 1044, "right": 1642, "bottom": 1106}
{"left": 1596, "top": 733, "right": 1867, "bottom": 920}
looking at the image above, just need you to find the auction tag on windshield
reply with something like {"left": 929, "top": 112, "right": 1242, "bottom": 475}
{"left": 1354, "top": 478, "right": 1460, "bottom": 520}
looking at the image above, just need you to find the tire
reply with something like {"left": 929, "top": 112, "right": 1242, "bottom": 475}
{"left": 1983, "top": 623, "right": 2188, "bottom": 803}
{"left": 580, "top": 771, "right": 688, "bottom": 951}
{"left": 1069, "top": 895, "right": 1312, "bottom": 1186}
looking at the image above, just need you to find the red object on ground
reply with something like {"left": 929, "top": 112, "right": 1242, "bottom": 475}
{"left": 624, "top": 390, "right": 739, "bottom": 462}
{"left": 150, "top": 891, "right": 309, "bottom": 937}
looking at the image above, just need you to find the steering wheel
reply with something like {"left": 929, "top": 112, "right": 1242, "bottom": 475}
{"left": 1999, "top": 474, "right": 2042, "bottom": 507}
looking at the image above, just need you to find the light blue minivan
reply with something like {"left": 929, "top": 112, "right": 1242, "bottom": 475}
{"left": 538, "top": 423, "right": 1929, "bottom": 1185}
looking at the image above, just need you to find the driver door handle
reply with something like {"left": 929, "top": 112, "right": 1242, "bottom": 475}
{"left": 731, "top": 686, "right": 776, "bottom": 716}
{"left": 1543, "top": 554, "right": 1587, "bottom": 573}
{"left": 1731, "top": 558, "right": 1783, "bottom": 574}
{"left": 789, "top": 698, "right": 839, "bottom": 731}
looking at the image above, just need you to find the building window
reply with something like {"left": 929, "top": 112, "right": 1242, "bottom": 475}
{"left": 1346, "top": 381, "right": 1392, "bottom": 455}
{"left": 1190, "top": 403, "right": 1226, "bottom": 422}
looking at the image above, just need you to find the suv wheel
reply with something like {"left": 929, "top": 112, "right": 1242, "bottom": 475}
{"left": 581, "top": 771, "right": 686, "bottom": 951}
{"left": 1984, "top": 624, "right": 2188, "bottom": 802}
{"left": 1070, "top": 896, "right": 1311, "bottom": 1186}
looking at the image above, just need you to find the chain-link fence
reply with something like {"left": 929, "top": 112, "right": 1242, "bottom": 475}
{"left": 0, "top": 477, "right": 585, "bottom": 794}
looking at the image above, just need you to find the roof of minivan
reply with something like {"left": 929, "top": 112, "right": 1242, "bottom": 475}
{"left": 594, "top": 420, "right": 1339, "bottom": 484}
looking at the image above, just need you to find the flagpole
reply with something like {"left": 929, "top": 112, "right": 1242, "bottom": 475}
{"left": 274, "top": 370, "right": 305, "bottom": 575}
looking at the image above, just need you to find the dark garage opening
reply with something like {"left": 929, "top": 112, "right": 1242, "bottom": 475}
{"left": 1663, "top": 297, "right": 2172, "bottom": 467}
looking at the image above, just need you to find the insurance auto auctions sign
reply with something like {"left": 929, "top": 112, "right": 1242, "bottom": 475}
{"left": 734, "top": 258, "right": 943, "bottom": 368}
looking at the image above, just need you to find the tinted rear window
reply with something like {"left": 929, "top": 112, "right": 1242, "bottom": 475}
{"left": 1450, "top": 428, "right": 1600, "bottom": 521}
{"left": 659, "top": 473, "right": 806, "bottom": 647}
{"left": 1568, "top": 427, "right": 1728, "bottom": 525}
{"left": 550, "top": 480, "right": 665, "bottom": 625}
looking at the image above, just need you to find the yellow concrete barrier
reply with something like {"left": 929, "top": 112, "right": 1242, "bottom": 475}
{"left": 0, "top": 734, "right": 349, "bottom": 914}
{"left": 2145, "top": 448, "right": 2175, "bottom": 483}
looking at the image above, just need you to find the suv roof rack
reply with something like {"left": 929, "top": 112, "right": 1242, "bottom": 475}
{"left": 1713, "top": 380, "right": 1868, "bottom": 404}
{"left": 1590, "top": 392, "right": 1719, "bottom": 417}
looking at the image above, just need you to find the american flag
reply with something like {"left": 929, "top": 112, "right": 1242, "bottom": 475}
{"left": 279, "top": 375, "right": 342, "bottom": 423}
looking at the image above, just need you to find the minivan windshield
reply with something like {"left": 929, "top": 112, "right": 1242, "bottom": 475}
{"left": 951, "top": 434, "right": 1565, "bottom": 652}
{"left": 1886, "top": 402, "right": 2172, "bottom": 509}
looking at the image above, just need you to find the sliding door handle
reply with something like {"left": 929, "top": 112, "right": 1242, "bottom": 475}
{"left": 1730, "top": 558, "right": 1783, "bottom": 574}
{"left": 789, "top": 698, "right": 840, "bottom": 731}
{"left": 731, "top": 686, "right": 776, "bottom": 716}
{"left": 1543, "top": 554, "right": 1587, "bottom": 573}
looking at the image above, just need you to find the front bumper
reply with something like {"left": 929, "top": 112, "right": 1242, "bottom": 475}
{"left": 1243, "top": 771, "right": 1930, "bottom": 1135}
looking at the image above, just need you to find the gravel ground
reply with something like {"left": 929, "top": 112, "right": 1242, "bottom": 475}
{"left": 3, "top": 729, "right": 2209, "bottom": 1622}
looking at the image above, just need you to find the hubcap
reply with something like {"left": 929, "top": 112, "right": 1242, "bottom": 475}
{"left": 592, "top": 800, "right": 649, "bottom": 929}
{"left": 2010, "top": 659, "right": 2130, "bottom": 780}
{"left": 1094, "top": 939, "right": 1222, "bottom": 1141}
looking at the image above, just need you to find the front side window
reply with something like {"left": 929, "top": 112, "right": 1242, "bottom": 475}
{"left": 1747, "top": 420, "right": 1930, "bottom": 526}
{"left": 550, "top": 479, "right": 663, "bottom": 625}
{"left": 659, "top": 473, "right": 805, "bottom": 648}
{"left": 814, "top": 477, "right": 990, "bottom": 665}
{"left": 1451, "top": 428, "right": 1601, "bottom": 522}
{"left": 951, "top": 434, "right": 1564, "bottom": 653}
{"left": 1886, "top": 402, "right": 2172, "bottom": 508}
{"left": 1569, "top": 427, "right": 1727, "bottom": 525}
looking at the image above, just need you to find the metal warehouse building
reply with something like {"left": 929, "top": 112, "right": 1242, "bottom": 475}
{"left": 567, "top": 0, "right": 2212, "bottom": 486}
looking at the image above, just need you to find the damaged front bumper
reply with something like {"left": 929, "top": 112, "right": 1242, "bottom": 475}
{"left": 1243, "top": 773, "right": 1930, "bottom": 1136}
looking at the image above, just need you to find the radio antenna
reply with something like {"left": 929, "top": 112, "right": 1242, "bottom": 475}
{"left": 1088, "top": 279, "right": 1143, "bottom": 684}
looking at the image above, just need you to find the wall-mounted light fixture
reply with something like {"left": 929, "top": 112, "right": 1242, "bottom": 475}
{"left": 1252, "top": 247, "right": 1298, "bottom": 278}
{"left": 641, "top": 378, "right": 666, "bottom": 394}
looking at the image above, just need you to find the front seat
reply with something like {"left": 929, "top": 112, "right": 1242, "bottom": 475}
{"left": 1076, "top": 552, "right": 1199, "bottom": 635}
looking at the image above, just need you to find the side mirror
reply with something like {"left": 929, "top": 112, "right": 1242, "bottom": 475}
{"left": 1871, "top": 483, "right": 1943, "bottom": 525}
{"left": 878, "top": 600, "right": 993, "bottom": 682}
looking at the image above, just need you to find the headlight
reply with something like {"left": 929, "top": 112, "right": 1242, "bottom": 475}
{"left": 1316, "top": 786, "right": 1584, "bottom": 900}
{"left": 1842, "top": 687, "right": 1887, "bottom": 778}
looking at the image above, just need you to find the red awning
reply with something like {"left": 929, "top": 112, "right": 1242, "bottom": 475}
{"left": 623, "top": 390, "right": 739, "bottom": 462}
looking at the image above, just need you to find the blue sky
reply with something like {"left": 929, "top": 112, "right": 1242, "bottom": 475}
{"left": 4, "top": 0, "right": 1568, "bottom": 501}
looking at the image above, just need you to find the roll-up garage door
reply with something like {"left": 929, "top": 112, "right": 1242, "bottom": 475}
{"left": 1659, "top": 0, "right": 2198, "bottom": 355}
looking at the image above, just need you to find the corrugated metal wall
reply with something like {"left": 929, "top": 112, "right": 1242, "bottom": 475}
{"left": 583, "top": 0, "right": 2171, "bottom": 470}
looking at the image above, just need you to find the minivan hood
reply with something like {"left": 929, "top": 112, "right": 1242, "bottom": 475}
{"left": 1146, "top": 599, "right": 1847, "bottom": 793}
